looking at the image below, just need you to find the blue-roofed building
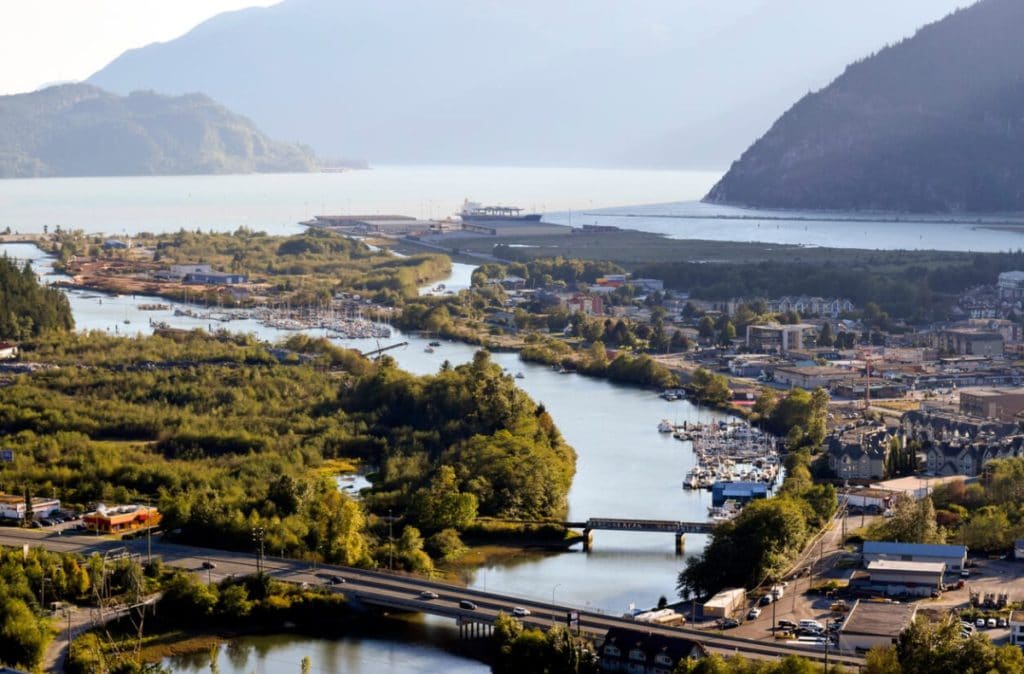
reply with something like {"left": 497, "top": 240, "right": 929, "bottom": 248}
{"left": 862, "top": 540, "right": 967, "bottom": 570}
{"left": 711, "top": 481, "right": 768, "bottom": 507}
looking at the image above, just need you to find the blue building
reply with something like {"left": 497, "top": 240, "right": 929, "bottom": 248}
{"left": 861, "top": 541, "right": 967, "bottom": 570}
{"left": 711, "top": 481, "right": 768, "bottom": 507}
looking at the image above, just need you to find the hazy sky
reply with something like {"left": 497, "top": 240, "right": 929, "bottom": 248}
{"left": 0, "top": 0, "right": 278, "bottom": 95}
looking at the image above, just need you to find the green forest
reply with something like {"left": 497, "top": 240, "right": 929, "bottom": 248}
{"left": 0, "top": 256, "right": 73, "bottom": 339}
{"left": 1, "top": 330, "right": 575, "bottom": 574}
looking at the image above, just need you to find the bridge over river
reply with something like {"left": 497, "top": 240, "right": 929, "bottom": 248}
{"left": 0, "top": 527, "right": 864, "bottom": 669}
{"left": 563, "top": 517, "right": 717, "bottom": 554}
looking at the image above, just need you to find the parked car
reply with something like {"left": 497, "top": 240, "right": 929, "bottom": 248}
{"left": 976, "top": 618, "right": 987, "bottom": 628}
{"left": 774, "top": 631, "right": 794, "bottom": 640}
{"left": 719, "top": 618, "right": 740, "bottom": 629}
{"left": 999, "top": 618, "right": 1008, "bottom": 628}
{"left": 778, "top": 619, "right": 798, "bottom": 630}
{"left": 201, "top": 561, "right": 216, "bottom": 570}
{"left": 513, "top": 607, "right": 531, "bottom": 617}
{"left": 419, "top": 591, "right": 439, "bottom": 600}
{"left": 760, "top": 594, "right": 774, "bottom": 606}
{"left": 747, "top": 607, "right": 761, "bottom": 620}
{"left": 459, "top": 600, "right": 478, "bottom": 610}
{"left": 796, "top": 627, "right": 824, "bottom": 637}
{"left": 987, "top": 618, "right": 997, "bottom": 628}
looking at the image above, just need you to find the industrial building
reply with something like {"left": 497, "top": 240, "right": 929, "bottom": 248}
{"left": 959, "top": 387, "right": 1024, "bottom": 421}
{"left": 710, "top": 481, "right": 768, "bottom": 507}
{"left": 858, "top": 560, "right": 945, "bottom": 596}
{"left": 701, "top": 587, "right": 746, "bottom": 619}
{"left": 745, "top": 323, "right": 817, "bottom": 354}
{"left": 838, "top": 600, "right": 918, "bottom": 652}
{"left": 862, "top": 541, "right": 967, "bottom": 570}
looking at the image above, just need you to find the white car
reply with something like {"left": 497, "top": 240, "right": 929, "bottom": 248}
{"left": 512, "top": 607, "right": 531, "bottom": 617}
{"left": 747, "top": 607, "right": 762, "bottom": 620}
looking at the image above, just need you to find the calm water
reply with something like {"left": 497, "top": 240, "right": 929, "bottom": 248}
{"left": 544, "top": 199, "right": 1024, "bottom": 252}
{"left": 6, "top": 165, "right": 1005, "bottom": 672}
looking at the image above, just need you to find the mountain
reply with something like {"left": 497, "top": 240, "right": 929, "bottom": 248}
{"left": 705, "top": 0, "right": 1024, "bottom": 213}
{"left": 87, "top": 0, "right": 968, "bottom": 169}
{"left": 0, "top": 83, "right": 319, "bottom": 178}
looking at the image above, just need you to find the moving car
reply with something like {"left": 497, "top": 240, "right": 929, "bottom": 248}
{"left": 419, "top": 591, "right": 439, "bottom": 600}
{"left": 201, "top": 561, "right": 216, "bottom": 569}
{"left": 459, "top": 600, "right": 478, "bottom": 610}
{"left": 719, "top": 618, "right": 740, "bottom": 629}
{"left": 512, "top": 607, "right": 531, "bottom": 617}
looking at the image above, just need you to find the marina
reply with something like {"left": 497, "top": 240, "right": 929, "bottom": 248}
{"left": 660, "top": 419, "right": 782, "bottom": 494}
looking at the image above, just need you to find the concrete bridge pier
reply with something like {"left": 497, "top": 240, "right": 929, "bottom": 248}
{"left": 675, "top": 532, "right": 684, "bottom": 556}
{"left": 582, "top": 528, "right": 593, "bottom": 552}
{"left": 458, "top": 617, "right": 492, "bottom": 640}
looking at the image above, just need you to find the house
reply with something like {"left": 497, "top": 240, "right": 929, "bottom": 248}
{"left": 598, "top": 627, "right": 704, "bottom": 673}
{"left": 701, "top": 587, "right": 746, "bottom": 619}
{"left": 827, "top": 427, "right": 891, "bottom": 480}
{"left": 1010, "top": 610, "right": 1024, "bottom": 646}
{"left": 0, "top": 342, "right": 18, "bottom": 360}
{"left": 862, "top": 541, "right": 967, "bottom": 571}
{"left": 0, "top": 494, "right": 61, "bottom": 521}
{"left": 498, "top": 275, "right": 526, "bottom": 291}
{"left": 997, "top": 271, "right": 1024, "bottom": 301}
{"left": 923, "top": 437, "right": 1024, "bottom": 477}
{"left": 858, "top": 560, "right": 945, "bottom": 596}
{"left": 103, "top": 238, "right": 129, "bottom": 250}
{"left": 838, "top": 600, "right": 918, "bottom": 653}
{"left": 83, "top": 504, "right": 161, "bottom": 534}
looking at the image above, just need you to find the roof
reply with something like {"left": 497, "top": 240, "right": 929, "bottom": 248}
{"left": 863, "top": 541, "right": 966, "bottom": 558}
{"left": 1010, "top": 610, "right": 1024, "bottom": 625}
{"left": 866, "top": 559, "right": 947, "bottom": 575}
{"left": 703, "top": 587, "right": 745, "bottom": 608}
{"left": 601, "top": 627, "right": 704, "bottom": 663}
{"left": 840, "top": 600, "right": 918, "bottom": 637}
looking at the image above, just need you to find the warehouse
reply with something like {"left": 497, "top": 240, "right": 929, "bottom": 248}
{"left": 862, "top": 541, "right": 967, "bottom": 570}
{"left": 838, "top": 600, "right": 918, "bottom": 653}
{"left": 0, "top": 494, "right": 61, "bottom": 521}
{"left": 862, "top": 560, "right": 945, "bottom": 597}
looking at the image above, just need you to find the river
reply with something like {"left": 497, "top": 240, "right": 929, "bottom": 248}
{"left": 6, "top": 165, "right": 1017, "bottom": 672}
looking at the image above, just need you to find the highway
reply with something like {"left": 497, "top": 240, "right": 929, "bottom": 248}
{"left": 0, "top": 527, "right": 865, "bottom": 668}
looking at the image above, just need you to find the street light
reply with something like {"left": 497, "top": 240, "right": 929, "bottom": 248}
{"left": 387, "top": 509, "right": 394, "bottom": 572}
{"left": 551, "top": 583, "right": 562, "bottom": 621}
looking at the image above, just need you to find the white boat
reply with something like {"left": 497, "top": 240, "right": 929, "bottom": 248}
{"left": 424, "top": 347, "right": 434, "bottom": 353}
{"left": 658, "top": 419, "right": 674, "bottom": 433}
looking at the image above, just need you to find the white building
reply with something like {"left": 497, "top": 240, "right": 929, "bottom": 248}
{"left": 701, "top": 587, "right": 746, "bottom": 619}
{"left": 1010, "top": 610, "right": 1024, "bottom": 646}
{"left": 862, "top": 541, "right": 967, "bottom": 571}
{"left": 0, "top": 494, "right": 61, "bottom": 520}
{"left": 838, "top": 601, "right": 918, "bottom": 653}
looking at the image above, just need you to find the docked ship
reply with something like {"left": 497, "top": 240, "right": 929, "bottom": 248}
{"left": 459, "top": 199, "right": 542, "bottom": 224}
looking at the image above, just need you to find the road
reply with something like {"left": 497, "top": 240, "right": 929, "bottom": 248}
{"left": 0, "top": 527, "right": 865, "bottom": 668}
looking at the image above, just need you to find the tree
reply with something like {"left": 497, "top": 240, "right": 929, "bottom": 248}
{"left": 717, "top": 321, "right": 736, "bottom": 346}
{"left": 697, "top": 316, "right": 715, "bottom": 339}
{"left": 817, "top": 322, "right": 835, "bottom": 347}
{"left": 409, "top": 465, "right": 479, "bottom": 532}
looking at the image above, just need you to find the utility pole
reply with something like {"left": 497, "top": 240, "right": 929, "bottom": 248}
{"left": 387, "top": 509, "right": 394, "bottom": 572}
{"left": 146, "top": 498, "right": 152, "bottom": 565}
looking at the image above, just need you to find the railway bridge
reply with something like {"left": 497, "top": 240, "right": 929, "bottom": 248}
{"left": 565, "top": 518, "right": 717, "bottom": 554}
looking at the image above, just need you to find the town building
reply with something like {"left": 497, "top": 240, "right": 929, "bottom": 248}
{"left": 628, "top": 278, "right": 665, "bottom": 293}
{"left": 856, "top": 559, "right": 945, "bottom": 596}
{"left": 929, "top": 328, "right": 1004, "bottom": 357}
{"left": 997, "top": 271, "right": 1024, "bottom": 301}
{"left": 103, "top": 238, "right": 129, "bottom": 250}
{"left": 83, "top": 504, "right": 161, "bottom": 535}
{"left": 745, "top": 323, "right": 817, "bottom": 354}
{"left": 959, "top": 387, "right": 1024, "bottom": 421}
{"left": 598, "top": 627, "right": 705, "bottom": 673}
{"left": 922, "top": 437, "right": 1024, "bottom": 477}
{"left": 701, "top": 587, "right": 746, "bottom": 619}
{"left": 185, "top": 271, "right": 247, "bottom": 285}
{"left": 837, "top": 600, "right": 918, "bottom": 653}
{"left": 0, "top": 494, "right": 61, "bottom": 521}
{"left": 564, "top": 294, "right": 604, "bottom": 316}
{"left": 862, "top": 541, "right": 967, "bottom": 570}
{"left": 772, "top": 365, "right": 858, "bottom": 390}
